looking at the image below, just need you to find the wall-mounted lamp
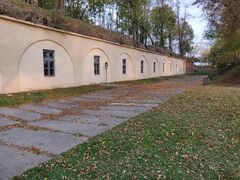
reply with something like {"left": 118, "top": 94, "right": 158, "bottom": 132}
{"left": 105, "top": 62, "right": 109, "bottom": 84}
{"left": 105, "top": 62, "right": 109, "bottom": 70}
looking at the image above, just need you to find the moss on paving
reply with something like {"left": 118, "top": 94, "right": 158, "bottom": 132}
{"left": 15, "top": 85, "right": 240, "bottom": 179}
{"left": 0, "top": 85, "right": 108, "bottom": 107}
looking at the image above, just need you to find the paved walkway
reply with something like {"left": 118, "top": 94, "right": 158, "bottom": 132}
{"left": 0, "top": 75, "right": 205, "bottom": 179}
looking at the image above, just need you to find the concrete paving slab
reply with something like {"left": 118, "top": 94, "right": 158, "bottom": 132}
{"left": 90, "top": 93, "right": 119, "bottom": 98}
{"left": 59, "top": 115, "right": 100, "bottom": 123}
{"left": 58, "top": 114, "right": 125, "bottom": 126}
{"left": 0, "top": 108, "right": 42, "bottom": 122}
{"left": 78, "top": 115, "right": 126, "bottom": 125}
{"left": 82, "top": 95, "right": 114, "bottom": 99}
{"left": 0, "top": 128, "right": 87, "bottom": 155}
{"left": 0, "top": 117, "right": 17, "bottom": 127}
{"left": 109, "top": 102, "right": 159, "bottom": 107}
{"left": 58, "top": 100, "right": 80, "bottom": 106}
{"left": 46, "top": 102, "right": 78, "bottom": 109}
{"left": 29, "top": 120, "right": 108, "bottom": 137}
{"left": 58, "top": 115, "right": 80, "bottom": 122}
{"left": 103, "top": 117, "right": 128, "bottom": 128}
{"left": 20, "top": 104, "right": 62, "bottom": 114}
{"left": 70, "top": 96, "right": 108, "bottom": 102}
{"left": 0, "top": 144, "right": 50, "bottom": 180}
{"left": 82, "top": 109, "right": 138, "bottom": 118}
{"left": 130, "top": 99, "right": 164, "bottom": 104}
{"left": 100, "top": 105, "right": 150, "bottom": 112}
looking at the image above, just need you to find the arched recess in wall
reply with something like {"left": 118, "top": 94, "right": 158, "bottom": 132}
{"left": 181, "top": 61, "right": 186, "bottom": 74}
{"left": 169, "top": 60, "right": 174, "bottom": 75}
{"left": 151, "top": 58, "right": 159, "bottom": 77}
{"left": 175, "top": 62, "right": 179, "bottom": 75}
{"left": 114, "top": 53, "right": 134, "bottom": 82}
{"left": 18, "top": 40, "right": 74, "bottom": 92}
{"left": 81, "top": 48, "right": 111, "bottom": 84}
{"left": 158, "top": 58, "right": 167, "bottom": 76}
{"left": 178, "top": 61, "right": 184, "bottom": 74}
{"left": 136, "top": 55, "right": 149, "bottom": 79}
{"left": 162, "top": 59, "right": 167, "bottom": 76}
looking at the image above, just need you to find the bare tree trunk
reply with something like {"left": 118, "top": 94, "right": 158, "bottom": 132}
{"left": 37, "top": 0, "right": 44, "bottom": 8}
{"left": 168, "top": 31, "right": 173, "bottom": 52}
{"left": 160, "top": 27, "right": 165, "bottom": 48}
{"left": 128, "top": 0, "right": 139, "bottom": 46}
{"left": 132, "top": 20, "right": 139, "bottom": 46}
{"left": 53, "top": 0, "right": 65, "bottom": 25}
{"left": 176, "top": 0, "right": 187, "bottom": 57}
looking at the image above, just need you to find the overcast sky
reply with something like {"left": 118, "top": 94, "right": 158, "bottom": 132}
{"left": 179, "top": 0, "right": 208, "bottom": 42}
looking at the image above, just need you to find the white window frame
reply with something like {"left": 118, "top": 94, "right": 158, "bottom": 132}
{"left": 153, "top": 62, "right": 156, "bottom": 73}
{"left": 94, "top": 56, "right": 100, "bottom": 75}
{"left": 122, "top": 59, "right": 127, "bottom": 75}
{"left": 43, "top": 49, "right": 55, "bottom": 77}
{"left": 141, "top": 60, "right": 144, "bottom": 74}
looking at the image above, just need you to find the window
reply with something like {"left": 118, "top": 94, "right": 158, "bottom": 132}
{"left": 43, "top": 50, "right": 55, "bottom": 77}
{"left": 153, "top": 62, "right": 156, "bottom": 73}
{"left": 94, "top": 56, "right": 100, "bottom": 75}
{"left": 141, "top": 60, "right": 144, "bottom": 74}
{"left": 170, "top": 63, "right": 172, "bottom": 72}
{"left": 122, "top": 59, "right": 127, "bottom": 74}
{"left": 163, "top": 62, "right": 165, "bottom": 72}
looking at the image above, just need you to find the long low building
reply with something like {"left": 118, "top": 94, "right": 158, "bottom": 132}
{"left": 0, "top": 15, "right": 187, "bottom": 94}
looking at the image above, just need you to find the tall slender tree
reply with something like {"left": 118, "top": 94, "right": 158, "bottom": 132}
{"left": 53, "top": 0, "right": 65, "bottom": 24}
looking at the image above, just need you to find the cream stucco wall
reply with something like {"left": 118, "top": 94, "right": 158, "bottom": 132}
{"left": 114, "top": 53, "right": 134, "bottom": 82}
{"left": 19, "top": 40, "right": 75, "bottom": 92}
{"left": 0, "top": 15, "right": 187, "bottom": 94}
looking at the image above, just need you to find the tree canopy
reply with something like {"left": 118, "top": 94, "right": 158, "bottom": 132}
{"left": 25, "top": 0, "right": 195, "bottom": 58}
{"left": 194, "top": 0, "right": 240, "bottom": 69}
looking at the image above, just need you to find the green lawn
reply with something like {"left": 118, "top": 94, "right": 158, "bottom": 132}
{"left": 15, "top": 85, "right": 240, "bottom": 179}
{"left": 0, "top": 85, "right": 108, "bottom": 107}
{"left": 191, "top": 68, "right": 217, "bottom": 76}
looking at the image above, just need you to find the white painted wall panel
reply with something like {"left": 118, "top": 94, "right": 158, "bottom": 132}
{"left": 0, "top": 15, "right": 187, "bottom": 94}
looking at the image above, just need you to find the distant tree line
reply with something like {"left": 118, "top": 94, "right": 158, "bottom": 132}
{"left": 24, "top": 0, "right": 194, "bottom": 58}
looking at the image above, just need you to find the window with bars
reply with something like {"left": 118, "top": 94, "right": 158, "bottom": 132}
{"left": 122, "top": 59, "right": 127, "bottom": 75}
{"left": 141, "top": 60, "right": 144, "bottom": 74}
{"left": 94, "top": 56, "right": 100, "bottom": 75}
{"left": 153, "top": 62, "right": 156, "bottom": 73}
{"left": 43, "top": 50, "right": 55, "bottom": 77}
